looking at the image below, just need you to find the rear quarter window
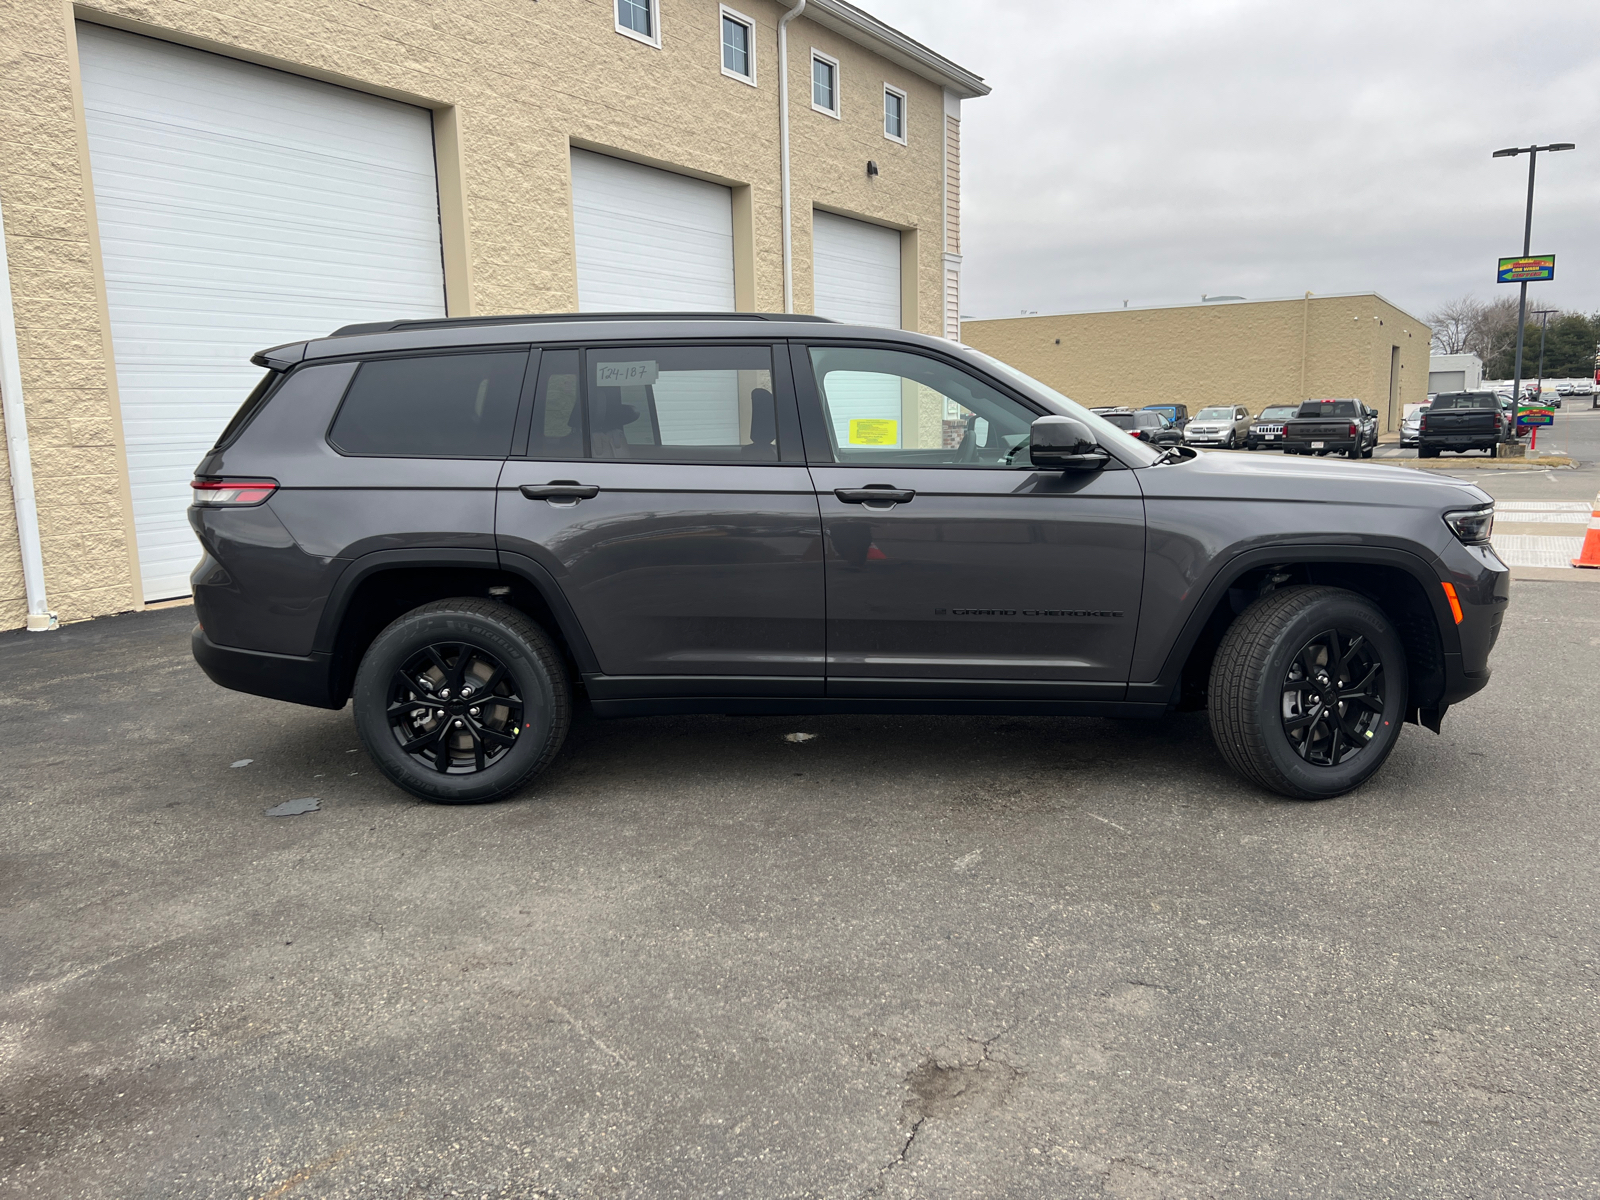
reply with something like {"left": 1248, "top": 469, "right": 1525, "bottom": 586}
{"left": 329, "top": 351, "right": 529, "bottom": 458}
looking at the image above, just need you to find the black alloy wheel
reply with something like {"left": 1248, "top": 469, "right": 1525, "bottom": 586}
{"left": 1279, "top": 628, "right": 1385, "bottom": 767}
{"left": 1208, "top": 585, "right": 1407, "bottom": 799}
{"left": 352, "top": 598, "right": 570, "bottom": 803}
{"left": 388, "top": 642, "right": 522, "bottom": 774}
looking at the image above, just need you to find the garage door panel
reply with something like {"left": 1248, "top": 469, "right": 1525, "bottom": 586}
{"left": 812, "top": 211, "right": 901, "bottom": 328}
{"left": 78, "top": 23, "right": 446, "bottom": 601}
{"left": 572, "top": 149, "right": 735, "bottom": 312}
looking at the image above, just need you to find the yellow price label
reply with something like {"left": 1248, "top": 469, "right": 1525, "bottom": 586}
{"left": 848, "top": 418, "right": 898, "bottom": 446}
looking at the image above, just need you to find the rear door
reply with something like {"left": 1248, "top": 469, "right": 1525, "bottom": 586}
{"left": 496, "top": 342, "right": 825, "bottom": 698}
{"left": 793, "top": 342, "right": 1146, "bottom": 701}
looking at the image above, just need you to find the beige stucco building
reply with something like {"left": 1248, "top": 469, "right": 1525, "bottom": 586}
{"left": 963, "top": 293, "right": 1431, "bottom": 434}
{"left": 0, "top": 0, "right": 985, "bottom": 630}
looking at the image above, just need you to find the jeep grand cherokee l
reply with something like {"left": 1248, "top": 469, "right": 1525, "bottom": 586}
{"left": 190, "top": 314, "right": 1508, "bottom": 803}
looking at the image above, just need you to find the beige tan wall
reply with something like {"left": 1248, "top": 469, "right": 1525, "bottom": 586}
{"left": 962, "top": 295, "right": 1431, "bottom": 432}
{"left": 0, "top": 0, "right": 956, "bottom": 629}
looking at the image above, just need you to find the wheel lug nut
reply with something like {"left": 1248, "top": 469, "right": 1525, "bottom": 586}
{"left": 454, "top": 719, "right": 464, "bottom": 728}
{"left": 469, "top": 706, "right": 480, "bottom": 717}
{"left": 462, "top": 687, "right": 474, "bottom": 697}
{"left": 438, "top": 688, "right": 450, "bottom": 699}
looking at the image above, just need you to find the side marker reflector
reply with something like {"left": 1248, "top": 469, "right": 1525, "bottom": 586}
{"left": 1441, "top": 581, "right": 1464, "bottom": 625}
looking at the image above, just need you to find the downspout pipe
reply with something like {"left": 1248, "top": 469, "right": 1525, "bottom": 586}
{"left": 778, "top": 0, "right": 807, "bottom": 313}
{"left": 0, "top": 189, "right": 56, "bottom": 631}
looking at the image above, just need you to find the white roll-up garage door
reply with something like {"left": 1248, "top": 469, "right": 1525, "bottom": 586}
{"left": 812, "top": 210, "right": 901, "bottom": 328}
{"left": 571, "top": 150, "right": 735, "bottom": 312}
{"left": 77, "top": 24, "right": 447, "bottom": 601}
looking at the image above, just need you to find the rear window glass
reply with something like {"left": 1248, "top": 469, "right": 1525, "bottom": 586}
{"left": 1101, "top": 412, "right": 1135, "bottom": 429}
{"left": 329, "top": 352, "right": 528, "bottom": 457}
{"left": 1429, "top": 393, "right": 1497, "bottom": 410}
{"left": 1295, "top": 400, "right": 1359, "bottom": 417}
{"left": 588, "top": 345, "right": 777, "bottom": 462}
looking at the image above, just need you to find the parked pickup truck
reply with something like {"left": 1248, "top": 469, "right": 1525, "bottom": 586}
{"left": 1418, "top": 391, "right": 1506, "bottom": 458}
{"left": 1279, "top": 399, "right": 1378, "bottom": 459}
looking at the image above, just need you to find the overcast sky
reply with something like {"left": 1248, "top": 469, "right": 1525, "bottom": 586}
{"left": 863, "top": 0, "right": 1600, "bottom": 326}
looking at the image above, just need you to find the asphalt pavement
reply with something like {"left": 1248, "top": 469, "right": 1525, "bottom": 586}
{"left": 4, "top": 574, "right": 1599, "bottom": 1197}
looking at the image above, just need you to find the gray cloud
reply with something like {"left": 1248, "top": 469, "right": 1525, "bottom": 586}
{"left": 865, "top": 0, "right": 1600, "bottom": 322}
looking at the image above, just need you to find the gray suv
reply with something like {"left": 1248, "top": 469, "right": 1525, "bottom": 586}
{"left": 190, "top": 314, "right": 1508, "bottom": 803}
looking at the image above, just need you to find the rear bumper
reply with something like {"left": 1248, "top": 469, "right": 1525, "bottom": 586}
{"left": 1420, "top": 435, "right": 1496, "bottom": 450}
{"left": 191, "top": 624, "right": 344, "bottom": 709}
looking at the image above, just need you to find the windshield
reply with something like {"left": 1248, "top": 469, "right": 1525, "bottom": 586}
{"left": 1258, "top": 407, "right": 1297, "bottom": 420}
{"left": 1195, "top": 407, "right": 1233, "bottom": 420}
{"left": 961, "top": 348, "right": 1162, "bottom": 464}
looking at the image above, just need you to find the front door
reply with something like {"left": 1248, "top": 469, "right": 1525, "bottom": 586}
{"left": 496, "top": 343, "right": 824, "bottom": 697}
{"left": 794, "top": 343, "right": 1146, "bottom": 701}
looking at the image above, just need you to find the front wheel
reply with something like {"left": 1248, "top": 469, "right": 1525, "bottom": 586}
{"left": 352, "top": 598, "right": 571, "bottom": 803}
{"left": 1208, "top": 585, "right": 1408, "bottom": 800}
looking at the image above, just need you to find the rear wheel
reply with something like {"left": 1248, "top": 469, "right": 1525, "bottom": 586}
{"left": 1208, "top": 585, "right": 1407, "bottom": 800}
{"left": 1418, "top": 446, "right": 1439, "bottom": 459}
{"left": 352, "top": 599, "right": 571, "bottom": 803}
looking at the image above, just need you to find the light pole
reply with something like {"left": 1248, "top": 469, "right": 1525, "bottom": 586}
{"left": 1530, "top": 307, "right": 1558, "bottom": 397}
{"left": 1492, "top": 142, "right": 1574, "bottom": 440}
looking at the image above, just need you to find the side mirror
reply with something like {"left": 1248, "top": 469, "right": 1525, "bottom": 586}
{"left": 1030, "top": 416, "right": 1109, "bottom": 471}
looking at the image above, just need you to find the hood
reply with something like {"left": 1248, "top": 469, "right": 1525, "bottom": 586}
{"left": 1143, "top": 445, "right": 1492, "bottom": 508}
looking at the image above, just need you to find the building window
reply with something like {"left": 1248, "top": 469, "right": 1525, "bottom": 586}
{"left": 883, "top": 85, "right": 906, "bottom": 143}
{"left": 811, "top": 51, "right": 840, "bottom": 117}
{"left": 615, "top": 0, "right": 659, "bottom": 47}
{"left": 720, "top": 7, "right": 755, "bottom": 84}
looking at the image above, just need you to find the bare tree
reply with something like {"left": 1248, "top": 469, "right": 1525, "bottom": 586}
{"left": 1466, "top": 295, "right": 1522, "bottom": 374}
{"left": 1425, "top": 296, "right": 1482, "bottom": 354}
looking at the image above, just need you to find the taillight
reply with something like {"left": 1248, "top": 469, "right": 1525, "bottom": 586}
{"left": 1348, "top": 423, "right": 1358, "bottom": 438}
{"left": 191, "top": 478, "right": 277, "bottom": 506}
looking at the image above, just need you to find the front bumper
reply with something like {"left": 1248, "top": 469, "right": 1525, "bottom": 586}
{"left": 1435, "top": 542, "right": 1511, "bottom": 708}
{"left": 192, "top": 624, "right": 344, "bottom": 709}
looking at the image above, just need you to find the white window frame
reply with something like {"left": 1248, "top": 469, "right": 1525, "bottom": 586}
{"left": 615, "top": 0, "right": 661, "bottom": 49}
{"left": 883, "top": 84, "right": 907, "bottom": 144}
{"left": 719, "top": 5, "right": 757, "bottom": 86}
{"left": 810, "top": 49, "right": 841, "bottom": 119}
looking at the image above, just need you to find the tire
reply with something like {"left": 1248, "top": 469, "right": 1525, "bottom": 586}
{"left": 1207, "top": 585, "right": 1408, "bottom": 800}
{"left": 1418, "top": 446, "right": 1439, "bottom": 459}
{"left": 352, "top": 598, "right": 571, "bottom": 803}
{"left": 1345, "top": 445, "right": 1361, "bottom": 459}
{"left": 1362, "top": 443, "right": 1375, "bottom": 458}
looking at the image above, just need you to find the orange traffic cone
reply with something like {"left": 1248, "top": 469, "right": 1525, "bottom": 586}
{"left": 1573, "top": 490, "right": 1600, "bottom": 568}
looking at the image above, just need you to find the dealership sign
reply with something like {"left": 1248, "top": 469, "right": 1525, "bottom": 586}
{"left": 1516, "top": 407, "right": 1555, "bottom": 427}
{"left": 1498, "top": 255, "right": 1556, "bottom": 283}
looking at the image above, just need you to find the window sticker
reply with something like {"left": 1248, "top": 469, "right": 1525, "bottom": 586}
{"left": 596, "top": 360, "right": 659, "bottom": 387}
{"left": 849, "top": 418, "right": 898, "bottom": 445}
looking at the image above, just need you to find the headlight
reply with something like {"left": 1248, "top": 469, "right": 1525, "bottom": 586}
{"left": 1443, "top": 506, "right": 1494, "bottom": 545}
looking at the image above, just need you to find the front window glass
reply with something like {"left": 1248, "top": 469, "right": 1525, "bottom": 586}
{"left": 617, "top": 0, "right": 652, "bottom": 37}
{"left": 884, "top": 89, "right": 904, "bottom": 139}
{"left": 330, "top": 352, "right": 527, "bottom": 458}
{"left": 812, "top": 57, "right": 836, "bottom": 111}
{"left": 1195, "top": 407, "right": 1234, "bottom": 420}
{"left": 960, "top": 347, "right": 1159, "bottom": 462}
{"left": 588, "top": 345, "right": 777, "bottom": 462}
{"left": 722, "top": 15, "right": 750, "bottom": 76}
{"left": 808, "top": 345, "right": 1044, "bottom": 468}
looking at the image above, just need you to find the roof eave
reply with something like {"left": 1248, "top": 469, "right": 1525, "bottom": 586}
{"left": 784, "top": 0, "right": 990, "bottom": 99}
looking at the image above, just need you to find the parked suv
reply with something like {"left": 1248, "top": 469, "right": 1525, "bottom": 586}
{"left": 1246, "top": 405, "right": 1300, "bottom": 450}
{"left": 1183, "top": 405, "right": 1252, "bottom": 449}
{"left": 1097, "top": 407, "right": 1185, "bottom": 448}
{"left": 191, "top": 314, "right": 1508, "bottom": 803}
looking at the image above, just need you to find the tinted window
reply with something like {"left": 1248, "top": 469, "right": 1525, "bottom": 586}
{"left": 1101, "top": 412, "right": 1136, "bottom": 430}
{"left": 526, "top": 349, "right": 582, "bottom": 459}
{"left": 1134, "top": 412, "right": 1162, "bottom": 428}
{"left": 588, "top": 345, "right": 778, "bottom": 462}
{"left": 330, "top": 352, "right": 527, "bottom": 458}
{"left": 807, "top": 345, "right": 1042, "bottom": 468}
{"left": 1430, "top": 393, "right": 1496, "bottom": 410}
{"left": 1295, "top": 400, "right": 1359, "bottom": 417}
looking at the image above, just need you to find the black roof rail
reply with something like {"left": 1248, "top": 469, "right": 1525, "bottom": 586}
{"left": 329, "top": 312, "right": 838, "bottom": 337}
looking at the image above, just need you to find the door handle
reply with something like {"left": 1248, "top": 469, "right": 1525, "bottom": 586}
{"left": 834, "top": 487, "right": 915, "bottom": 505}
{"left": 520, "top": 482, "right": 600, "bottom": 501}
